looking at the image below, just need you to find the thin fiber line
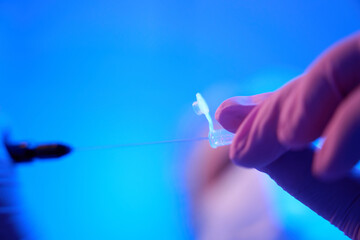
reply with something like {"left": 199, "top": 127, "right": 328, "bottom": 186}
{"left": 75, "top": 137, "right": 209, "bottom": 151}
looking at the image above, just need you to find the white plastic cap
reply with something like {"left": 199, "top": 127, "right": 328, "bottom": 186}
{"left": 193, "top": 93, "right": 234, "bottom": 148}
{"left": 192, "top": 93, "right": 209, "bottom": 115}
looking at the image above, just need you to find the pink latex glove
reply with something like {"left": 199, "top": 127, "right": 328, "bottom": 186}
{"left": 216, "top": 32, "right": 360, "bottom": 239}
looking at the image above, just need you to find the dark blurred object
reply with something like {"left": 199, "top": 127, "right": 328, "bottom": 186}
{"left": 4, "top": 134, "right": 72, "bottom": 163}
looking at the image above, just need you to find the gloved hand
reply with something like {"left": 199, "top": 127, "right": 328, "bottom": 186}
{"left": 215, "top": 32, "right": 360, "bottom": 239}
{"left": 0, "top": 141, "right": 28, "bottom": 239}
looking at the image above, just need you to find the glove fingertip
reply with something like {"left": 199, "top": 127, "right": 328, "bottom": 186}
{"left": 277, "top": 92, "right": 312, "bottom": 150}
{"left": 312, "top": 150, "right": 340, "bottom": 181}
{"left": 216, "top": 103, "right": 255, "bottom": 133}
{"left": 277, "top": 124, "right": 308, "bottom": 150}
{"left": 229, "top": 141, "right": 255, "bottom": 168}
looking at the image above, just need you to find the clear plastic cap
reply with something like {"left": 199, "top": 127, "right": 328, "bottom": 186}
{"left": 193, "top": 93, "right": 234, "bottom": 148}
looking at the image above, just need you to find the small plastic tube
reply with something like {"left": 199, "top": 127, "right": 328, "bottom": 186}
{"left": 193, "top": 93, "right": 234, "bottom": 148}
{"left": 208, "top": 128, "right": 234, "bottom": 148}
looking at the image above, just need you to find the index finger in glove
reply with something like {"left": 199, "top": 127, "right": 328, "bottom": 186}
{"left": 216, "top": 78, "right": 299, "bottom": 168}
{"left": 219, "top": 33, "right": 360, "bottom": 171}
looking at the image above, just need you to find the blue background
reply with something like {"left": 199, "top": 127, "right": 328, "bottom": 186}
{"left": 0, "top": 0, "right": 359, "bottom": 239}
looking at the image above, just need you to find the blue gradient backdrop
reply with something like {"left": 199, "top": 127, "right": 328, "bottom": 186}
{"left": 0, "top": 1, "right": 359, "bottom": 239}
